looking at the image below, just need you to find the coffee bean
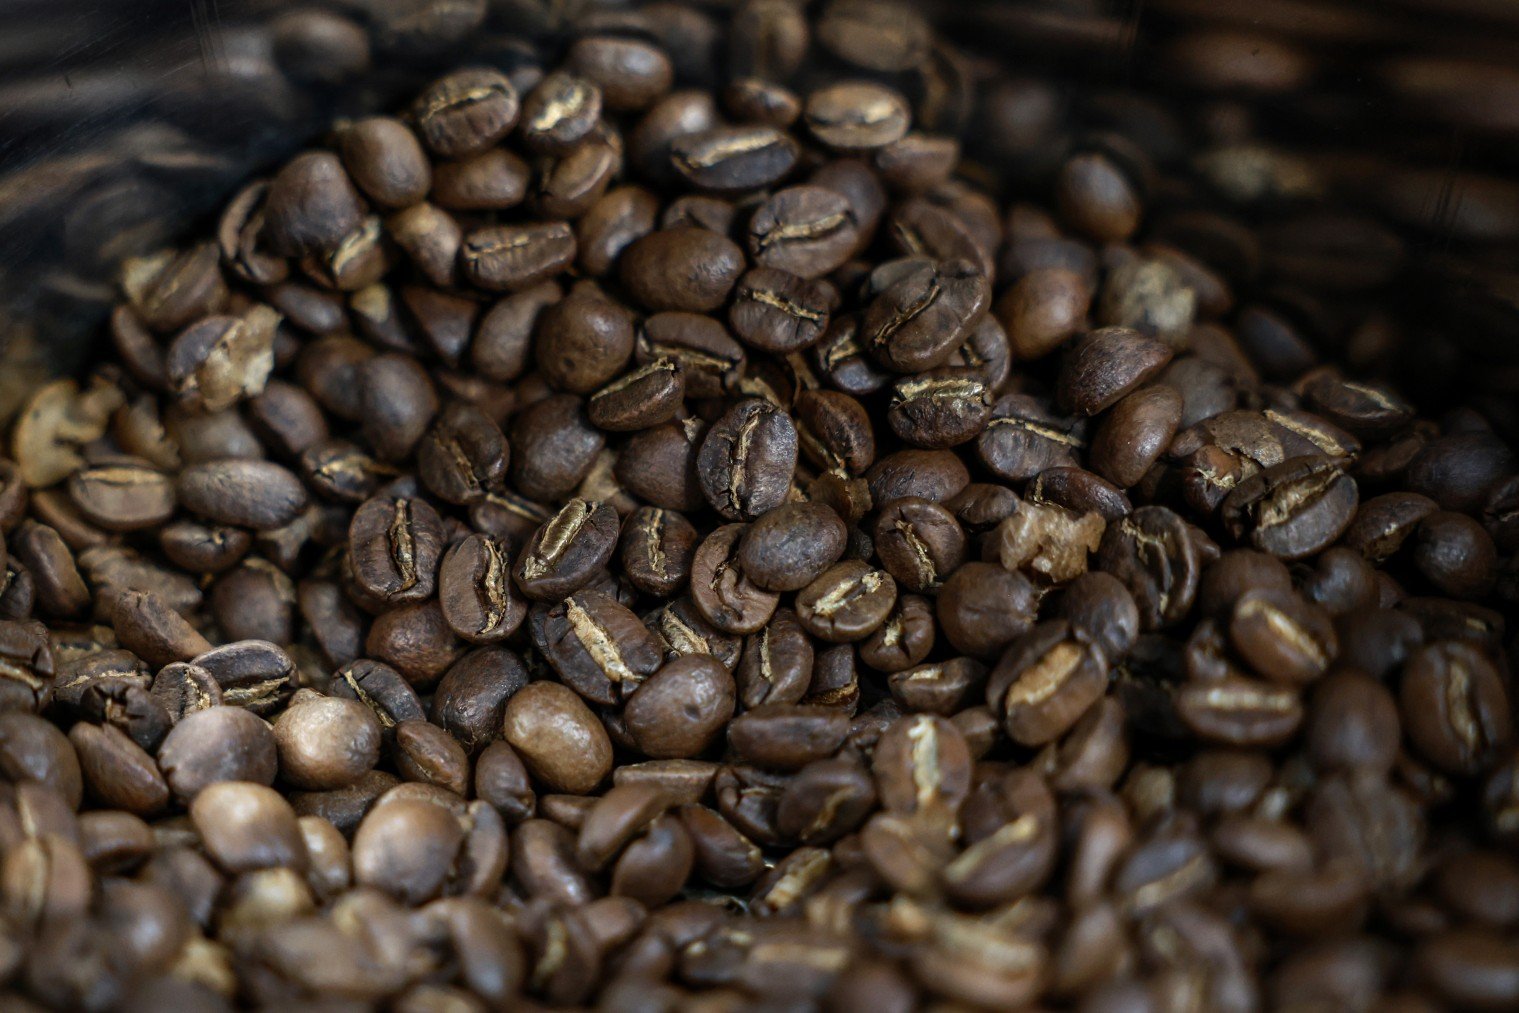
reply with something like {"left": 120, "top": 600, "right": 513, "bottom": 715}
{"left": 636, "top": 313, "right": 745, "bottom": 398}
{"left": 1228, "top": 590, "right": 1336, "bottom": 685}
{"left": 620, "top": 507, "right": 698, "bottom": 597}
{"left": 937, "top": 562, "right": 1037, "bottom": 660}
{"left": 1401, "top": 642, "right": 1512, "bottom": 776}
{"left": 177, "top": 460, "right": 308, "bottom": 531}
{"left": 338, "top": 117, "right": 431, "bottom": 208}
{"left": 728, "top": 704, "right": 850, "bottom": 770}
{"left": 461, "top": 222, "right": 577, "bottom": 291}
{"left": 349, "top": 496, "right": 443, "bottom": 605}
{"left": 413, "top": 68, "right": 520, "bottom": 159}
{"left": 793, "top": 561, "right": 893, "bottom": 643}
{"left": 509, "top": 394, "right": 605, "bottom": 503}
{"left": 417, "top": 402, "right": 508, "bottom": 506}
{"left": 513, "top": 498, "right": 619, "bottom": 602}
{"left": 690, "top": 523, "right": 780, "bottom": 635}
{"left": 886, "top": 370, "right": 993, "bottom": 449}
{"left": 748, "top": 185, "right": 861, "bottom": 279}
{"left": 364, "top": 600, "right": 466, "bottom": 689}
{"left": 521, "top": 71, "right": 603, "bottom": 154}
{"left": 671, "top": 125, "right": 799, "bottom": 191}
{"left": 502, "top": 682, "right": 613, "bottom": 794}
{"left": 977, "top": 394, "right": 1085, "bottom": 482}
{"left": 1057, "top": 327, "right": 1173, "bottom": 417}
{"left": 588, "top": 359, "right": 685, "bottom": 433}
{"left": 873, "top": 497, "right": 965, "bottom": 592}
{"left": 624, "top": 655, "right": 737, "bottom": 759}
{"left": 1221, "top": 455, "right": 1358, "bottom": 560}
{"left": 112, "top": 590, "right": 212, "bottom": 668}
{"left": 729, "top": 268, "right": 832, "bottom": 353}
{"left": 1095, "top": 506, "right": 1201, "bottom": 630}
{"left": 438, "top": 534, "right": 526, "bottom": 644}
{"left": 987, "top": 622, "right": 1109, "bottom": 747}
{"left": 805, "top": 82, "right": 910, "bottom": 151}
{"left": 620, "top": 228, "right": 746, "bottom": 313}
{"left": 738, "top": 503, "right": 847, "bottom": 593}
{"left": 543, "top": 590, "right": 663, "bottom": 706}
{"left": 157, "top": 705, "right": 278, "bottom": 802}
{"left": 431, "top": 646, "right": 528, "bottom": 755}
{"left": 864, "top": 258, "right": 990, "bottom": 373}
{"left": 697, "top": 399, "right": 798, "bottom": 522}
{"left": 272, "top": 693, "right": 382, "bottom": 790}
{"left": 861, "top": 594, "right": 936, "bottom": 674}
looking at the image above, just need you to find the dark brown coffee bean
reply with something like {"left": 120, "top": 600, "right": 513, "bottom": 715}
{"left": 671, "top": 125, "right": 799, "bottom": 191}
{"left": 873, "top": 497, "right": 965, "bottom": 592}
{"left": 936, "top": 561, "right": 1037, "bottom": 660}
{"left": 943, "top": 768, "right": 1058, "bottom": 909}
{"left": 690, "top": 524, "right": 781, "bottom": 635}
{"left": 192, "top": 640, "right": 295, "bottom": 716}
{"left": 338, "top": 117, "right": 431, "bottom": 208}
{"left": 748, "top": 185, "right": 861, "bottom": 279}
{"left": 636, "top": 313, "right": 745, "bottom": 399}
{"left": 157, "top": 705, "right": 278, "bottom": 802}
{"left": 263, "top": 151, "right": 366, "bottom": 257}
{"left": 1176, "top": 676, "right": 1303, "bottom": 747}
{"left": 735, "top": 608, "right": 814, "bottom": 710}
{"left": 738, "top": 503, "right": 847, "bottom": 593}
{"left": 567, "top": 35, "right": 673, "bottom": 111}
{"left": 149, "top": 662, "right": 222, "bottom": 724}
{"left": 588, "top": 359, "right": 685, "bottom": 433}
{"left": 364, "top": 599, "right": 467, "bottom": 690}
{"left": 502, "top": 681, "right": 613, "bottom": 794}
{"left": 543, "top": 590, "right": 663, "bottom": 706}
{"left": 176, "top": 460, "right": 307, "bottom": 531}
{"left": 887, "top": 656, "right": 984, "bottom": 716}
{"left": 513, "top": 498, "right": 619, "bottom": 602}
{"left": 866, "top": 449, "right": 970, "bottom": 505}
{"left": 728, "top": 704, "right": 850, "bottom": 770}
{"left": 860, "top": 594, "right": 935, "bottom": 674}
{"left": 1057, "top": 327, "right": 1173, "bottom": 417}
{"left": 349, "top": 497, "right": 444, "bottom": 605}
{"left": 795, "top": 561, "right": 896, "bottom": 643}
{"left": 438, "top": 534, "right": 526, "bottom": 644}
{"left": 428, "top": 646, "right": 527, "bottom": 757}
{"left": 1401, "top": 642, "right": 1512, "bottom": 776}
{"left": 64, "top": 459, "right": 175, "bottom": 533}
{"left": 977, "top": 394, "right": 1085, "bottom": 482}
{"left": 111, "top": 590, "right": 212, "bottom": 668}
{"left": 804, "top": 82, "right": 910, "bottom": 151}
{"left": 416, "top": 403, "right": 508, "bottom": 506}
{"left": 509, "top": 394, "right": 605, "bottom": 503}
{"left": 1095, "top": 506, "right": 1201, "bottom": 630}
{"left": 413, "top": 68, "right": 520, "bottom": 159}
{"left": 536, "top": 292, "right": 635, "bottom": 395}
{"left": 1305, "top": 669, "right": 1400, "bottom": 775}
{"left": 577, "top": 185, "right": 659, "bottom": 278}
{"left": 461, "top": 222, "right": 576, "bottom": 292}
{"left": 697, "top": 399, "right": 798, "bottom": 522}
{"left": 728, "top": 268, "right": 831, "bottom": 353}
{"left": 1089, "top": 384, "right": 1182, "bottom": 488}
{"left": 864, "top": 258, "right": 990, "bottom": 373}
{"left": 680, "top": 803, "right": 765, "bottom": 888}
{"left": 1056, "top": 150, "right": 1142, "bottom": 244}
{"left": 620, "top": 228, "right": 746, "bottom": 313}
{"left": 1229, "top": 590, "right": 1336, "bottom": 685}
{"left": 272, "top": 693, "right": 382, "bottom": 790}
{"left": 793, "top": 389, "right": 875, "bottom": 476}
{"left": 331, "top": 658, "right": 427, "bottom": 735}
{"left": 886, "top": 370, "right": 993, "bottom": 450}
{"left": 987, "top": 622, "right": 1109, "bottom": 747}
{"left": 776, "top": 752, "right": 876, "bottom": 845}
{"left": 619, "top": 507, "right": 697, "bottom": 598}
{"left": 1222, "top": 455, "right": 1358, "bottom": 560}
{"left": 1412, "top": 511, "right": 1498, "bottom": 600}
{"left": 624, "top": 655, "right": 737, "bottom": 759}
{"left": 521, "top": 70, "right": 603, "bottom": 154}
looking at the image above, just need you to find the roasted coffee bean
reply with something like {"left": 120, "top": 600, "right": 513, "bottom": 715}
{"left": 1095, "top": 506, "right": 1201, "bottom": 630}
{"left": 192, "top": 640, "right": 295, "bottom": 716}
{"left": 690, "top": 524, "right": 780, "bottom": 635}
{"left": 1057, "top": 327, "right": 1173, "bottom": 417}
{"left": 978, "top": 394, "right": 1085, "bottom": 482}
{"left": 698, "top": 399, "right": 798, "bottom": 522}
{"left": 796, "top": 561, "right": 896, "bottom": 642}
{"left": 157, "top": 705, "right": 278, "bottom": 802}
{"left": 364, "top": 599, "right": 466, "bottom": 689}
{"left": 413, "top": 68, "right": 519, "bottom": 159}
{"left": 624, "top": 655, "right": 737, "bottom": 759}
{"left": 513, "top": 498, "right": 619, "bottom": 602}
{"left": 502, "top": 682, "right": 613, "bottom": 794}
{"left": 887, "top": 656, "right": 984, "bottom": 716}
{"left": 873, "top": 498, "right": 964, "bottom": 592}
{"left": 330, "top": 658, "right": 427, "bottom": 733}
{"left": 588, "top": 359, "right": 685, "bottom": 432}
{"left": 749, "top": 185, "right": 861, "bottom": 279}
{"left": 438, "top": 534, "right": 526, "bottom": 644}
{"left": 620, "top": 228, "right": 746, "bottom": 313}
{"left": 112, "top": 590, "right": 211, "bottom": 668}
{"left": 1222, "top": 455, "right": 1358, "bottom": 560}
{"left": 1229, "top": 590, "right": 1336, "bottom": 685}
{"left": 1400, "top": 642, "right": 1512, "bottom": 776}
{"left": 543, "top": 590, "right": 663, "bottom": 706}
{"left": 937, "top": 561, "right": 1037, "bottom": 660}
{"left": 620, "top": 507, "right": 697, "bottom": 597}
{"left": 735, "top": 608, "right": 815, "bottom": 710}
{"left": 337, "top": 116, "right": 431, "bottom": 209}
{"left": 671, "top": 125, "right": 799, "bottom": 191}
{"left": 886, "top": 370, "right": 992, "bottom": 449}
{"left": 805, "top": 82, "right": 910, "bottom": 151}
{"left": 729, "top": 268, "right": 832, "bottom": 353}
{"left": 637, "top": 313, "right": 745, "bottom": 398}
{"left": 349, "top": 496, "right": 444, "bottom": 605}
{"left": 461, "top": 222, "right": 576, "bottom": 292}
{"left": 728, "top": 704, "right": 850, "bottom": 771}
{"left": 861, "top": 593, "right": 936, "bottom": 674}
{"left": 509, "top": 394, "right": 605, "bottom": 503}
{"left": 737, "top": 503, "right": 847, "bottom": 593}
{"left": 272, "top": 693, "right": 382, "bottom": 790}
{"left": 176, "top": 460, "right": 308, "bottom": 531}
{"left": 416, "top": 403, "right": 508, "bottom": 506}
{"left": 1177, "top": 676, "right": 1303, "bottom": 748}
{"left": 988, "top": 622, "right": 1109, "bottom": 747}
{"left": 864, "top": 258, "right": 990, "bottom": 373}
{"left": 430, "top": 646, "right": 528, "bottom": 755}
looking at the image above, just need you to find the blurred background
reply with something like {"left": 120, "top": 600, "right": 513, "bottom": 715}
{"left": 2, "top": 0, "right": 1518, "bottom": 433}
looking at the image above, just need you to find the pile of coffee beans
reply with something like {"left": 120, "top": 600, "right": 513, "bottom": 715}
{"left": 0, "top": 2, "right": 1517, "bottom": 1009}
